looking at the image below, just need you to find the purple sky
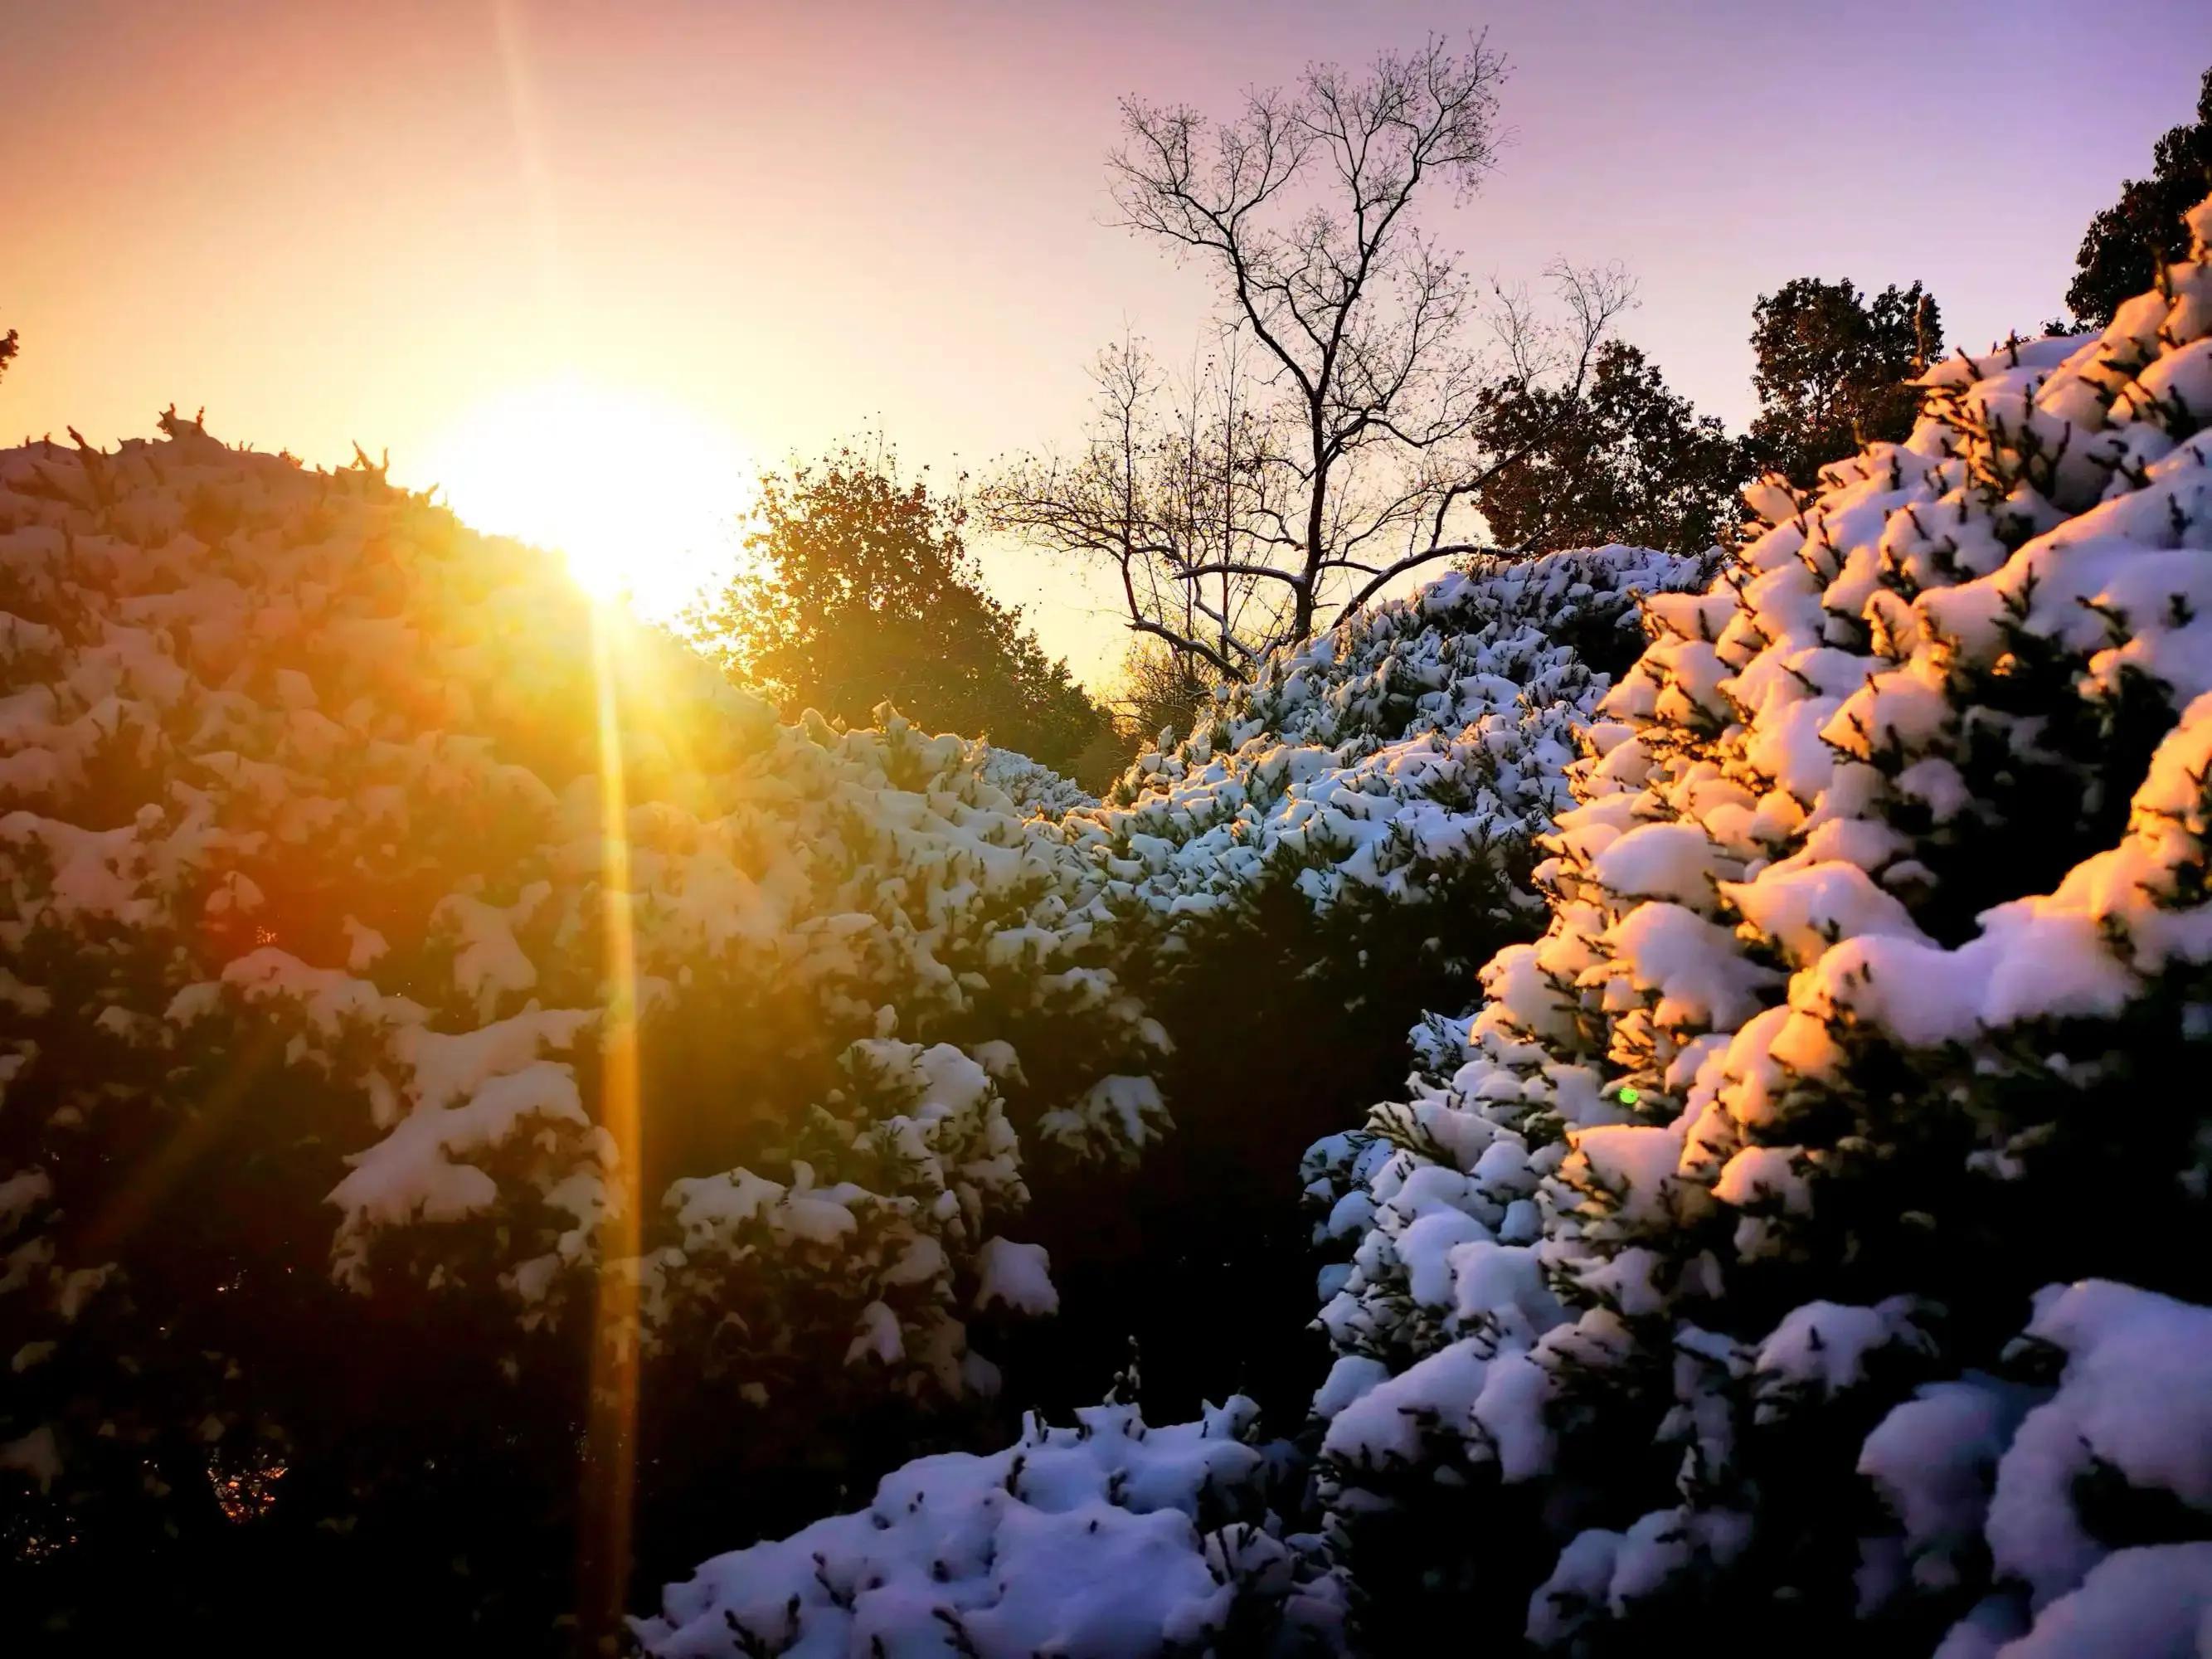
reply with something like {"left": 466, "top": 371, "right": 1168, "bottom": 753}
{"left": 7, "top": 0, "right": 2210, "bottom": 675}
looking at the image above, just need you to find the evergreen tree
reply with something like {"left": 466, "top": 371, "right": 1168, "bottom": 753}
{"left": 1025, "top": 547, "right": 1714, "bottom": 1423}
{"left": 0, "top": 324, "right": 17, "bottom": 383}
{"left": 2065, "top": 66, "right": 2212, "bottom": 329}
{"left": 1475, "top": 339, "right": 1753, "bottom": 557}
{"left": 683, "top": 446, "right": 1108, "bottom": 773}
{"left": 1306, "top": 196, "right": 2212, "bottom": 1655}
{"left": 1748, "top": 276, "right": 1942, "bottom": 490}
{"left": 0, "top": 416, "right": 1165, "bottom": 1647}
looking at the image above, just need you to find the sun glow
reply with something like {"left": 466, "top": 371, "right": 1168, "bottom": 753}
{"left": 414, "top": 375, "right": 751, "bottom": 615}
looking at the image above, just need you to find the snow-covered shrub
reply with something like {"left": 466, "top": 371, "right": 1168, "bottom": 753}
{"left": 635, "top": 1395, "right": 1344, "bottom": 1658}
{"left": 632, "top": 553, "right": 1724, "bottom": 1659}
{"left": 0, "top": 415, "right": 1164, "bottom": 1637}
{"left": 1856, "top": 1280, "right": 2212, "bottom": 1657}
{"left": 1306, "top": 201, "right": 2212, "bottom": 1652}
{"left": 970, "top": 742, "right": 1096, "bottom": 820}
{"left": 1067, "top": 546, "right": 1710, "bottom": 932}
{"left": 1017, "top": 547, "right": 1709, "bottom": 1415}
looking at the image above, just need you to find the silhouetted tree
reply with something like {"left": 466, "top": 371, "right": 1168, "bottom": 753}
{"left": 2066, "top": 66, "right": 2212, "bottom": 329}
{"left": 1472, "top": 339, "right": 1752, "bottom": 556}
{"left": 1748, "top": 277, "right": 1942, "bottom": 491}
{"left": 683, "top": 446, "right": 1108, "bottom": 771}
{"left": 989, "top": 338, "right": 1291, "bottom": 686}
{"left": 988, "top": 37, "right": 1632, "bottom": 678}
{"left": 0, "top": 325, "right": 17, "bottom": 383}
{"left": 1112, "top": 635, "right": 1222, "bottom": 749}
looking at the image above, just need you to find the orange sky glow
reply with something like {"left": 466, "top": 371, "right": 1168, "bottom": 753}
{"left": 7, "top": 0, "right": 2210, "bottom": 685}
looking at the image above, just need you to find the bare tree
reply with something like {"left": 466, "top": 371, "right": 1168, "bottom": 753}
{"left": 1111, "top": 632, "right": 1226, "bottom": 748}
{"left": 988, "top": 36, "right": 1631, "bottom": 677}
{"left": 989, "top": 333, "right": 1291, "bottom": 679}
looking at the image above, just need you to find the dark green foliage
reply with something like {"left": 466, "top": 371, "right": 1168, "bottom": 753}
{"left": 1476, "top": 340, "right": 1753, "bottom": 557}
{"left": 1018, "top": 849, "right": 1545, "bottom": 1428}
{"left": 1748, "top": 277, "right": 1942, "bottom": 490}
{"left": 0, "top": 871, "right": 1053, "bottom": 1656}
{"left": 2065, "top": 66, "right": 2212, "bottom": 329}
{"left": 683, "top": 447, "right": 1109, "bottom": 772}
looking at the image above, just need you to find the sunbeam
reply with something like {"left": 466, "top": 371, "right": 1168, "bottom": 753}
{"left": 577, "top": 604, "right": 644, "bottom": 1645}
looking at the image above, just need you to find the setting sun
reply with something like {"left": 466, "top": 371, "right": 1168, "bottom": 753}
{"left": 414, "top": 375, "right": 751, "bottom": 615}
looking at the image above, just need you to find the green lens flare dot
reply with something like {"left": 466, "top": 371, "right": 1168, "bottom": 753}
{"left": 1618, "top": 1086, "right": 1641, "bottom": 1106}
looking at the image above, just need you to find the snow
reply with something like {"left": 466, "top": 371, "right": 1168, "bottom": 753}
{"left": 1984, "top": 1281, "right": 2212, "bottom": 1611}
{"left": 1320, "top": 1337, "right": 1491, "bottom": 1468}
{"left": 1751, "top": 1297, "right": 1934, "bottom": 1419}
{"left": 1311, "top": 1354, "right": 1390, "bottom": 1419}
{"left": 634, "top": 1398, "right": 1339, "bottom": 1658}
{"left": 974, "top": 1236, "right": 1058, "bottom": 1316}
{"left": 1860, "top": 1374, "right": 2039, "bottom": 1597}
{"left": 1607, "top": 900, "right": 1780, "bottom": 1030}
{"left": 970, "top": 743, "right": 1096, "bottom": 819}
{"left": 430, "top": 883, "right": 548, "bottom": 1017}
{"left": 1990, "top": 1544, "right": 2212, "bottom": 1658}
{"left": 1057, "top": 546, "right": 1710, "bottom": 930}
{"left": 1718, "top": 859, "right": 1930, "bottom": 966}
{"left": 326, "top": 1058, "right": 598, "bottom": 1287}
{"left": 1591, "top": 820, "right": 1726, "bottom": 907}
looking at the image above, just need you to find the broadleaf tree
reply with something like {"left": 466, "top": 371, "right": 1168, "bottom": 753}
{"left": 1748, "top": 275, "right": 1942, "bottom": 491}
{"left": 1471, "top": 338, "right": 1753, "bottom": 557}
{"left": 2064, "top": 65, "right": 2212, "bottom": 329}
{"left": 683, "top": 445, "right": 1109, "bottom": 772}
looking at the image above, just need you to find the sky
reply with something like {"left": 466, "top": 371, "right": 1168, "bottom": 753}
{"left": 6, "top": 0, "right": 2210, "bottom": 685}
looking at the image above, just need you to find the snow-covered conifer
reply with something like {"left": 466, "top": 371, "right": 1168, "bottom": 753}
{"left": 1306, "top": 199, "right": 2212, "bottom": 1652}
{"left": 0, "top": 414, "right": 1164, "bottom": 1630}
{"left": 1062, "top": 545, "right": 1710, "bottom": 940}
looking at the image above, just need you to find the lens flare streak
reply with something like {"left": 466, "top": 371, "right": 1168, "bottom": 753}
{"left": 578, "top": 606, "right": 644, "bottom": 1642}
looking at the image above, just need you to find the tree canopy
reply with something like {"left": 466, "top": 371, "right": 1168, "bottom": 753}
{"left": 1748, "top": 276, "right": 1942, "bottom": 491}
{"left": 1471, "top": 338, "right": 1751, "bottom": 557}
{"left": 1111, "top": 634, "right": 1223, "bottom": 748}
{"left": 683, "top": 447, "right": 1108, "bottom": 772}
{"left": 2065, "top": 66, "right": 2212, "bottom": 329}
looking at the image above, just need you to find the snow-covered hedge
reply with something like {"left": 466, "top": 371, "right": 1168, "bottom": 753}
{"left": 0, "top": 415, "right": 1164, "bottom": 1596}
{"left": 635, "top": 1395, "right": 1342, "bottom": 1658}
{"left": 971, "top": 742, "right": 1096, "bottom": 820}
{"left": 1305, "top": 201, "right": 2212, "bottom": 1652}
{"left": 636, "top": 559, "right": 1726, "bottom": 1654}
{"left": 28, "top": 192, "right": 2212, "bottom": 1652}
{"left": 1063, "top": 546, "right": 1711, "bottom": 933}
{"left": 956, "top": 548, "right": 1712, "bottom": 1430}
{"left": 994, "top": 547, "right": 1718, "bottom": 1429}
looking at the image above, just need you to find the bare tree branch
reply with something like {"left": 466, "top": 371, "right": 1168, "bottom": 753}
{"left": 988, "top": 36, "right": 1634, "bottom": 681}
